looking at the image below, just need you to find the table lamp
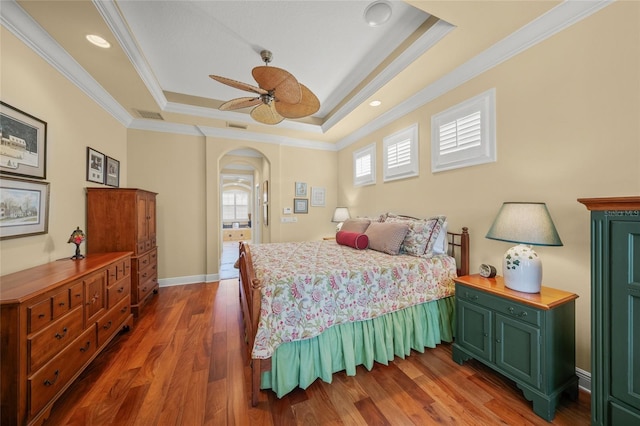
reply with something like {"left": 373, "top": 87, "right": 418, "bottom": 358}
{"left": 485, "top": 202, "right": 562, "bottom": 293}
{"left": 332, "top": 207, "right": 351, "bottom": 232}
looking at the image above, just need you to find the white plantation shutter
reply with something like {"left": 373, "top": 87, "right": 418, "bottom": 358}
{"left": 353, "top": 143, "right": 376, "bottom": 186}
{"left": 383, "top": 124, "right": 419, "bottom": 182}
{"left": 222, "top": 190, "right": 249, "bottom": 221}
{"left": 432, "top": 88, "right": 496, "bottom": 172}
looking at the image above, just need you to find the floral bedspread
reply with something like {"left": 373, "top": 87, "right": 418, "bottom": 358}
{"left": 249, "top": 240, "right": 457, "bottom": 359}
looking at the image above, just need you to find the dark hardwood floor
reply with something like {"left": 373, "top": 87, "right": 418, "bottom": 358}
{"left": 44, "top": 280, "right": 591, "bottom": 425}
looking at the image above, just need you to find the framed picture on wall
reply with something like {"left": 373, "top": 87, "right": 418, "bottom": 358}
{"left": 295, "top": 181, "right": 307, "bottom": 197}
{"left": 0, "top": 102, "right": 47, "bottom": 179}
{"left": 310, "top": 187, "right": 325, "bottom": 207}
{"left": 294, "top": 198, "right": 308, "bottom": 214}
{"left": 105, "top": 156, "right": 120, "bottom": 187}
{"left": 0, "top": 176, "right": 50, "bottom": 240}
{"left": 86, "top": 147, "right": 105, "bottom": 184}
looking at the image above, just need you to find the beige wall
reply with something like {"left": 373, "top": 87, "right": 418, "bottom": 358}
{"left": 337, "top": 2, "right": 640, "bottom": 372}
{"left": 0, "top": 28, "right": 127, "bottom": 275}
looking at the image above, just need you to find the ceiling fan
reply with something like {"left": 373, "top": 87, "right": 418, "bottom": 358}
{"left": 209, "top": 50, "right": 320, "bottom": 125}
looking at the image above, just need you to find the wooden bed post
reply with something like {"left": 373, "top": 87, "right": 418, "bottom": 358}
{"left": 460, "top": 227, "right": 469, "bottom": 276}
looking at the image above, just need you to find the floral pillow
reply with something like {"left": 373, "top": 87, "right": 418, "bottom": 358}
{"left": 383, "top": 213, "right": 447, "bottom": 257}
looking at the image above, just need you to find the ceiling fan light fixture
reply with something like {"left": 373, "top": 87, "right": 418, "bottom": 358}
{"left": 364, "top": 1, "right": 392, "bottom": 27}
{"left": 86, "top": 34, "right": 110, "bottom": 48}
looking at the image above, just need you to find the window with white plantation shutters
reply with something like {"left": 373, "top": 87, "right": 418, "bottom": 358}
{"left": 353, "top": 143, "right": 376, "bottom": 186}
{"left": 383, "top": 123, "right": 419, "bottom": 182}
{"left": 222, "top": 190, "right": 249, "bottom": 221}
{"left": 431, "top": 88, "right": 496, "bottom": 173}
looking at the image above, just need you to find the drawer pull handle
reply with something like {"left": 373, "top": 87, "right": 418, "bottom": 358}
{"left": 465, "top": 292, "right": 478, "bottom": 301}
{"left": 142, "top": 273, "right": 148, "bottom": 278}
{"left": 120, "top": 306, "right": 128, "bottom": 313}
{"left": 103, "top": 321, "right": 112, "bottom": 330}
{"left": 58, "top": 302, "right": 65, "bottom": 307}
{"left": 517, "top": 311, "right": 528, "bottom": 318}
{"left": 38, "top": 313, "right": 45, "bottom": 319}
{"left": 80, "top": 341, "right": 91, "bottom": 352}
{"left": 496, "top": 339, "right": 501, "bottom": 343}
{"left": 110, "top": 273, "right": 116, "bottom": 278}
{"left": 118, "top": 287, "right": 125, "bottom": 293}
{"left": 75, "top": 293, "right": 82, "bottom": 298}
{"left": 54, "top": 327, "right": 68, "bottom": 339}
{"left": 43, "top": 370, "right": 59, "bottom": 386}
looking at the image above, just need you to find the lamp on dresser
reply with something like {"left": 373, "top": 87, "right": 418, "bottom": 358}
{"left": 485, "top": 202, "right": 563, "bottom": 293}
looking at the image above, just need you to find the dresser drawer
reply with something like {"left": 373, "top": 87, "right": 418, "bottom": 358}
{"left": 69, "top": 281, "right": 84, "bottom": 309}
{"left": 138, "top": 271, "right": 156, "bottom": 301}
{"left": 28, "top": 306, "right": 84, "bottom": 373}
{"left": 97, "top": 296, "right": 130, "bottom": 347}
{"left": 84, "top": 271, "right": 106, "bottom": 324}
{"left": 137, "top": 252, "right": 151, "bottom": 270}
{"left": 107, "top": 278, "right": 130, "bottom": 308}
{"left": 107, "top": 258, "right": 132, "bottom": 285}
{"left": 28, "top": 326, "right": 97, "bottom": 417}
{"left": 52, "top": 286, "right": 71, "bottom": 319}
{"left": 28, "top": 298, "right": 52, "bottom": 334}
{"left": 457, "top": 285, "right": 541, "bottom": 327}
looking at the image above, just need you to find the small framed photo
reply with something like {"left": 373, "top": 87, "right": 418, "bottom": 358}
{"left": 310, "top": 187, "right": 326, "bottom": 207}
{"left": 0, "top": 102, "right": 47, "bottom": 179}
{"left": 86, "top": 147, "right": 105, "bottom": 184}
{"left": 0, "top": 176, "right": 50, "bottom": 240}
{"left": 294, "top": 198, "right": 308, "bottom": 214}
{"left": 105, "top": 156, "right": 120, "bottom": 187}
{"left": 295, "top": 181, "right": 307, "bottom": 197}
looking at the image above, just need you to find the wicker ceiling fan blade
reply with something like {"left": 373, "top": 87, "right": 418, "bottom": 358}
{"left": 219, "top": 97, "right": 262, "bottom": 111}
{"left": 252, "top": 66, "right": 302, "bottom": 105}
{"left": 250, "top": 103, "right": 284, "bottom": 125}
{"left": 209, "top": 75, "right": 267, "bottom": 95}
{"left": 275, "top": 84, "right": 320, "bottom": 119}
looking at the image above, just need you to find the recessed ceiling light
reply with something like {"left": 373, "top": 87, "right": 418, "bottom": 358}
{"left": 369, "top": 100, "right": 382, "bottom": 107}
{"left": 86, "top": 34, "right": 110, "bottom": 48}
{"left": 364, "top": 1, "right": 392, "bottom": 27}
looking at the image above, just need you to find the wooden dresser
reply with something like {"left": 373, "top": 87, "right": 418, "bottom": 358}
{"left": 86, "top": 188, "right": 158, "bottom": 316}
{"left": 0, "top": 252, "right": 133, "bottom": 426}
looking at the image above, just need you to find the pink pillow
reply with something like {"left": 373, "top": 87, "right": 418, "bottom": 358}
{"left": 336, "top": 231, "right": 369, "bottom": 250}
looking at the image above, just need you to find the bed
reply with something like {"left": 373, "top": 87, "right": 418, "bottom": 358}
{"left": 238, "top": 216, "right": 469, "bottom": 406}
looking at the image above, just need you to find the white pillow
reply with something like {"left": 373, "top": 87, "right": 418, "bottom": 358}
{"left": 432, "top": 221, "right": 449, "bottom": 254}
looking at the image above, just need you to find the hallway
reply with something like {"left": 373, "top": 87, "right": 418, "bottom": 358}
{"left": 219, "top": 241, "right": 240, "bottom": 280}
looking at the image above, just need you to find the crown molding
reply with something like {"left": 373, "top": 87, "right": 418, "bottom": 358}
{"left": 93, "top": 0, "right": 167, "bottom": 110}
{"left": 322, "top": 19, "right": 455, "bottom": 133}
{"left": 336, "top": 0, "right": 614, "bottom": 150}
{"left": 0, "top": 0, "right": 133, "bottom": 127}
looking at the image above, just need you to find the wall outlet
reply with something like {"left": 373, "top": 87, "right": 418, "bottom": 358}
{"left": 281, "top": 216, "right": 297, "bottom": 223}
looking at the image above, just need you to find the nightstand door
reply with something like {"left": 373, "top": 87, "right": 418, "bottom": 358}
{"left": 495, "top": 313, "right": 541, "bottom": 388}
{"left": 458, "top": 299, "right": 493, "bottom": 362}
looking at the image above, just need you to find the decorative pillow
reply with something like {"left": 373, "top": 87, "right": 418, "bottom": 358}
{"left": 364, "top": 222, "right": 410, "bottom": 255}
{"left": 340, "top": 218, "right": 371, "bottom": 234}
{"left": 432, "top": 220, "right": 449, "bottom": 254}
{"left": 423, "top": 215, "right": 447, "bottom": 256}
{"left": 336, "top": 231, "right": 369, "bottom": 250}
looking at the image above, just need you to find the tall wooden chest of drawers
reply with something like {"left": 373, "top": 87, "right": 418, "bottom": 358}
{"left": 86, "top": 188, "right": 159, "bottom": 316}
{"left": 0, "top": 252, "right": 133, "bottom": 426}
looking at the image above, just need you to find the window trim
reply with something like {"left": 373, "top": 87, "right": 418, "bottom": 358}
{"left": 353, "top": 143, "right": 376, "bottom": 187}
{"left": 383, "top": 123, "right": 419, "bottom": 182}
{"left": 431, "top": 88, "right": 496, "bottom": 173}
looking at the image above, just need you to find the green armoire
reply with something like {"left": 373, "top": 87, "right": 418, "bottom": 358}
{"left": 579, "top": 197, "right": 640, "bottom": 425}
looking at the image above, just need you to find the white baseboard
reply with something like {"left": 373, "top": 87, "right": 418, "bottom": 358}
{"left": 576, "top": 367, "right": 591, "bottom": 393}
{"left": 158, "top": 274, "right": 218, "bottom": 287}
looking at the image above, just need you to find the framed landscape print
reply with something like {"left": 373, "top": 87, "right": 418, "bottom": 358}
{"left": 0, "top": 102, "right": 47, "bottom": 179}
{"left": 0, "top": 176, "right": 50, "bottom": 240}
{"left": 105, "top": 156, "right": 120, "bottom": 187}
{"left": 86, "top": 147, "right": 105, "bottom": 184}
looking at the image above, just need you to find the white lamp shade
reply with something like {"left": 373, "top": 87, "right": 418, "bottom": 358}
{"left": 486, "top": 202, "right": 562, "bottom": 293}
{"left": 332, "top": 207, "right": 351, "bottom": 223}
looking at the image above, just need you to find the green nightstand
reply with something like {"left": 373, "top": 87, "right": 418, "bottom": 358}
{"left": 452, "top": 274, "right": 579, "bottom": 421}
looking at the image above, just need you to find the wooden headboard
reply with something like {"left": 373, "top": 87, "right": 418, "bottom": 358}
{"left": 447, "top": 227, "right": 469, "bottom": 277}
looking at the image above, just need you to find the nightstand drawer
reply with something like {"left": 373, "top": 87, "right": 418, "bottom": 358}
{"left": 457, "top": 285, "right": 541, "bottom": 327}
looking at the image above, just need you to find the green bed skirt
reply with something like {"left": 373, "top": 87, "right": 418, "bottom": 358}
{"left": 260, "top": 296, "right": 455, "bottom": 398}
